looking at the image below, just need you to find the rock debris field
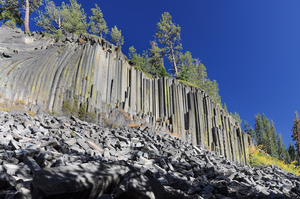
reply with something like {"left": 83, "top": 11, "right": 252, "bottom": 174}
{"left": 0, "top": 112, "right": 299, "bottom": 199}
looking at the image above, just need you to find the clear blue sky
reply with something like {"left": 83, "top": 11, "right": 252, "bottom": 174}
{"left": 27, "top": 0, "right": 300, "bottom": 148}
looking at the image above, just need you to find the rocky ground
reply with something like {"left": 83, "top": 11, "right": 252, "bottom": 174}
{"left": 0, "top": 111, "right": 299, "bottom": 199}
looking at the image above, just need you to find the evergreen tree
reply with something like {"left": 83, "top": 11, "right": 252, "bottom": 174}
{"left": 269, "top": 120, "right": 278, "bottom": 157}
{"left": 110, "top": 25, "right": 124, "bottom": 46}
{"left": 131, "top": 50, "right": 151, "bottom": 73}
{"left": 284, "top": 147, "right": 291, "bottom": 164}
{"left": 128, "top": 46, "right": 136, "bottom": 59}
{"left": 244, "top": 120, "right": 256, "bottom": 142}
{"left": 158, "top": 65, "right": 170, "bottom": 78}
{"left": 35, "top": 0, "right": 62, "bottom": 34}
{"left": 154, "top": 12, "right": 182, "bottom": 77}
{"left": 148, "top": 40, "right": 165, "bottom": 77}
{"left": 19, "top": 0, "right": 42, "bottom": 33}
{"left": 0, "top": 0, "right": 23, "bottom": 28}
{"left": 277, "top": 133, "right": 285, "bottom": 160}
{"left": 254, "top": 113, "right": 264, "bottom": 147}
{"left": 88, "top": 4, "right": 108, "bottom": 38}
{"left": 230, "top": 112, "right": 242, "bottom": 125}
{"left": 292, "top": 111, "right": 300, "bottom": 164}
{"left": 60, "top": 0, "right": 87, "bottom": 34}
{"left": 288, "top": 141, "right": 297, "bottom": 163}
{"left": 201, "top": 79, "right": 221, "bottom": 104}
{"left": 194, "top": 59, "right": 207, "bottom": 86}
{"left": 223, "top": 103, "right": 227, "bottom": 111}
{"left": 178, "top": 51, "right": 196, "bottom": 82}
{"left": 262, "top": 113, "right": 271, "bottom": 153}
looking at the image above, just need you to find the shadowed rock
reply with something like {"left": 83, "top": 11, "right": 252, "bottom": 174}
{"left": 30, "top": 161, "right": 133, "bottom": 199}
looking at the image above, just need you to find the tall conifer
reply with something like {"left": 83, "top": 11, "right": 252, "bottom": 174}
{"left": 254, "top": 113, "right": 264, "bottom": 147}
{"left": 262, "top": 113, "right": 271, "bottom": 153}
{"left": 244, "top": 120, "right": 256, "bottom": 144}
{"left": 277, "top": 133, "right": 286, "bottom": 161}
{"left": 292, "top": 111, "right": 300, "bottom": 164}
{"left": 270, "top": 120, "right": 278, "bottom": 157}
{"left": 88, "top": 4, "right": 108, "bottom": 38}
{"left": 288, "top": 141, "right": 297, "bottom": 163}
{"left": 155, "top": 12, "right": 182, "bottom": 77}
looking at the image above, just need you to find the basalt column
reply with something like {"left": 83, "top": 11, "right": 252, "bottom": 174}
{"left": 0, "top": 33, "right": 250, "bottom": 164}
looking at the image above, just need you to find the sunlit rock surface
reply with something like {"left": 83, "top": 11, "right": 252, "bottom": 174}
{"left": 0, "top": 27, "right": 249, "bottom": 164}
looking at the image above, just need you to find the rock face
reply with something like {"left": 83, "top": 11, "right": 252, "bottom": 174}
{"left": 0, "top": 27, "right": 249, "bottom": 164}
{"left": 0, "top": 112, "right": 299, "bottom": 199}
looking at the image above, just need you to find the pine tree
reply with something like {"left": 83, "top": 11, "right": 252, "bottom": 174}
{"left": 244, "top": 120, "right": 256, "bottom": 142}
{"left": 292, "top": 111, "right": 300, "bottom": 164}
{"left": 19, "top": 0, "right": 42, "bottom": 33}
{"left": 130, "top": 49, "right": 151, "bottom": 73}
{"left": 254, "top": 113, "right": 265, "bottom": 147}
{"left": 198, "top": 79, "right": 220, "bottom": 104}
{"left": 154, "top": 12, "right": 182, "bottom": 77}
{"left": 288, "top": 141, "right": 297, "bottom": 163}
{"left": 148, "top": 40, "right": 165, "bottom": 77}
{"left": 0, "top": 0, "right": 23, "bottom": 28}
{"left": 88, "top": 4, "right": 108, "bottom": 38}
{"left": 223, "top": 103, "right": 228, "bottom": 111}
{"left": 284, "top": 147, "right": 291, "bottom": 164}
{"left": 230, "top": 112, "right": 242, "bottom": 125}
{"left": 262, "top": 113, "right": 271, "bottom": 153}
{"left": 178, "top": 51, "right": 196, "bottom": 82}
{"left": 194, "top": 59, "right": 207, "bottom": 86}
{"left": 60, "top": 0, "right": 87, "bottom": 34}
{"left": 128, "top": 46, "right": 136, "bottom": 59}
{"left": 277, "top": 133, "right": 285, "bottom": 160}
{"left": 35, "top": 0, "right": 62, "bottom": 34}
{"left": 269, "top": 120, "right": 278, "bottom": 157}
{"left": 110, "top": 25, "right": 124, "bottom": 46}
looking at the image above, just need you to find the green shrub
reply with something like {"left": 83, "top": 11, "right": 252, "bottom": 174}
{"left": 54, "top": 29, "right": 64, "bottom": 42}
{"left": 78, "top": 103, "right": 87, "bottom": 120}
{"left": 71, "top": 98, "right": 79, "bottom": 115}
{"left": 62, "top": 99, "right": 72, "bottom": 114}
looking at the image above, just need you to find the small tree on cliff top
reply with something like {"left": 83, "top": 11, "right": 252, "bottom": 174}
{"left": 35, "top": 0, "right": 62, "bottom": 34}
{"left": 110, "top": 25, "right": 124, "bottom": 46}
{"left": 148, "top": 40, "right": 166, "bottom": 77}
{"left": 88, "top": 4, "right": 108, "bottom": 38}
{"left": 60, "top": 0, "right": 87, "bottom": 34}
{"left": 155, "top": 12, "right": 182, "bottom": 77}
{"left": 292, "top": 111, "right": 300, "bottom": 164}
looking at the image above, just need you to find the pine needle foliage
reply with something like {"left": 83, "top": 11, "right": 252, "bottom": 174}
{"left": 155, "top": 12, "right": 182, "bottom": 77}
{"left": 88, "top": 4, "right": 108, "bottom": 38}
{"left": 0, "top": 0, "right": 23, "bottom": 28}
{"left": 35, "top": 0, "right": 62, "bottom": 34}
{"left": 110, "top": 25, "right": 124, "bottom": 46}
{"left": 292, "top": 111, "right": 300, "bottom": 165}
{"left": 60, "top": 0, "right": 87, "bottom": 34}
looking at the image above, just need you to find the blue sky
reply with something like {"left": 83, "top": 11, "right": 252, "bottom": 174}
{"left": 26, "top": 0, "right": 300, "bottom": 148}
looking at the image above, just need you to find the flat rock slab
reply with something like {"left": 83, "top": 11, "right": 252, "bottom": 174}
{"left": 30, "top": 160, "right": 133, "bottom": 199}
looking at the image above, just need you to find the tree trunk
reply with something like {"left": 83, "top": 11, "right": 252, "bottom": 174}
{"left": 24, "top": 0, "right": 30, "bottom": 33}
{"left": 170, "top": 46, "right": 178, "bottom": 77}
{"left": 58, "top": 16, "right": 61, "bottom": 29}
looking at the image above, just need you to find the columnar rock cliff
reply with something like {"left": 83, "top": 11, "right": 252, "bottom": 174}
{"left": 0, "top": 27, "right": 250, "bottom": 164}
